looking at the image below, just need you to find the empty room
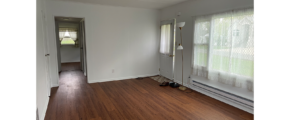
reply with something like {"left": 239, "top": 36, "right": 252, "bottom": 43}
{"left": 36, "top": 0, "right": 254, "bottom": 119}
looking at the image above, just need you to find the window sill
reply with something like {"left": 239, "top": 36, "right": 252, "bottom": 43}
{"left": 190, "top": 75, "right": 253, "bottom": 101}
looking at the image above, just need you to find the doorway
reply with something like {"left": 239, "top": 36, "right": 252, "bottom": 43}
{"left": 159, "top": 19, "right": 175, "bottom": 80}
{"left": 54, "top": 16, "right": 88, "bottom": 83}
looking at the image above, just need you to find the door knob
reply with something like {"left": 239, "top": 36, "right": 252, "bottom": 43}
{"left": 45, "top": 54, "right": 50, "bottom": 56}
{"left": 169, "top": 55, "right": 174, "bottom": 57}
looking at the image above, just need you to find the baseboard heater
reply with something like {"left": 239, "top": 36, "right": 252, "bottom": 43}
{"left": 191, "top": 80, "right": 253, "bottom": 113}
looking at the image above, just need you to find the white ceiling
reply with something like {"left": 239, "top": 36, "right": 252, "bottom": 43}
{"left": 51, "top": 0, "right": 189, "bottom": 9}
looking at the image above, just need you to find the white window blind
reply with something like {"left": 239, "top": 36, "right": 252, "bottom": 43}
{"left": 192, "top": 8, "right": 254, "bottom": 90}
{"left": 160, "top": 24, "right": 171, "bottom": 54}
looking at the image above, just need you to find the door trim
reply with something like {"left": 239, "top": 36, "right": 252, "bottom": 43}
{"left": 51, "top": 15, "right": 89, "bottom": 86}
{"left": 40, "top": 10, "right": 51, "bottom": 96}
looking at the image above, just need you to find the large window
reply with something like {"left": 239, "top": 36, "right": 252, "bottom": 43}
{"left": 193, "top": 16, "right": 211, "bottom": 77}
{"left": 192, "top": 8, "right": 254, "bottom": 87}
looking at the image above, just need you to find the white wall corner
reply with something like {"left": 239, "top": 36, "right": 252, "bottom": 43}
{"left": 40, "top": 96, "right": 49, "bottom": 120}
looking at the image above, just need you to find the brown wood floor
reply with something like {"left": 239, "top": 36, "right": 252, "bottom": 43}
{"left": 45, "top": 64, "right": 253, "bottom": 120}
{"left": 61, "top": 62, "right": 81, "bottom": 71}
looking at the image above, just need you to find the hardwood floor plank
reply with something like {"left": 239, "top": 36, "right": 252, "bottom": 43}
{"left": 44, "top": 63, "right": 253, "bottom": 120}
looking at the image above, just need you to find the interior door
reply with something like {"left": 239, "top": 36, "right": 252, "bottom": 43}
{"left": 160, "top": 20, "right": 175, "bottom": 80}
{"left": 41, "top": 10, "right": 51, "bottom": 96}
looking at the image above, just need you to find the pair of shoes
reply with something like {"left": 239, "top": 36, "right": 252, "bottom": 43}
{"left": 159, "top": 81, "right": 169, "bottom": 86}
{"left": 169, "top": 82, "right": 180, "bottom": 88}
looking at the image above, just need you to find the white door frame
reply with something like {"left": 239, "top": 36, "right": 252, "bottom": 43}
{"left": 79, "top": 19, "right": 88, "bottom": 76}
{"left": 54, "top": 21, "right": 61, "bottom": 73}
{"left": 41, "top": 10, "right": 51, "bottom": 96}
{"left": 50, "top": 15, "right": 89, "bottom": 86}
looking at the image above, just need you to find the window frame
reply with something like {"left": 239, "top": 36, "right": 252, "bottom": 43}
{"left": 160, "top": 19, "right": 175, "bottom": 55}
{"left": 59, "top": 28, "right": 78, "bottom": 46}
{"left": 192, "top": 8, "right": 254, "bottom": 78}
{"left": 192, "top": 16, "right": 212, "bottom": 70}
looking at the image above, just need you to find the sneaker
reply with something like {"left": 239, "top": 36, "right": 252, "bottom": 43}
{"left": 159, "top": 82, "right": 169, "bottom": 86}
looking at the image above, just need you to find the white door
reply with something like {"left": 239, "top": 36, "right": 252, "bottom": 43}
{"left": 159, "top": 20, "right": 175, "bottom": 80}
{"left": 41, "top": 10, "right": 51, "bottom": 96}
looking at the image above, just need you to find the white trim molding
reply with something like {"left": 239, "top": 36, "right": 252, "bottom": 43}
{"left": 61, "top": 61, "right": 81, "bottom": 63}
{"left": 189, "top": 84, "right": 253, "bottom": 114}
{"left": 51, "top": 84, "right": 59, "bottom": 87}
{"left": 88, "top": 74, "right": 158, "bottom": 83}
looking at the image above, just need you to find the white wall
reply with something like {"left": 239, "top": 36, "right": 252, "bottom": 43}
{"left": 60, "top": 45, "right": 80, "bottom": 63}
{"left": 45, "top": 1, "right": 160, "bottom": 85}
{"left": 37, "top": 0, "right": 50, "bottom": 119}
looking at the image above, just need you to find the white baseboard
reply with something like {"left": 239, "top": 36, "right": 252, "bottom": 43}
{"left": 40, "top": 96, "right": 49, "bottom": 120}
{"left": 88, "top": 73, "right": 158, "bottom": 83}
{"left": 189, "top": 84, "right": 253, "bottom": 114}
{"left": 51, "top": 84, "right": 59, "bottom": 87}
{"left": 61, "top": 61, "right": 80, "bottom": 63}
{"left": 173, "top": 77, "right": 253, "bottom": 114}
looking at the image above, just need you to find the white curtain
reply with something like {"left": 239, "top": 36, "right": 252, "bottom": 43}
{"left": 193, "top": 15, "right": 211, "bottom": 78}
{"left": 59, "top": 29, "right": 66, "bottom": 41}
{"left": 59, "top": 28, "right": 77, "bottom": 41}
{"left": 68, "top": 29, "right": 77, "bottom": 41}
{"left": 160, "top": 24, "right": 171, "bottom": 54}
{"left": 192, "top": 8, "right": 254, "bottom": 90}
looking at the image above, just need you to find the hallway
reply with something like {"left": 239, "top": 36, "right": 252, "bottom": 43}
{"left": 61, "top": 62, "right": 81, "bottom": 71}
{"left": 45, "top": 62, "right": 87, "bottom": 120}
